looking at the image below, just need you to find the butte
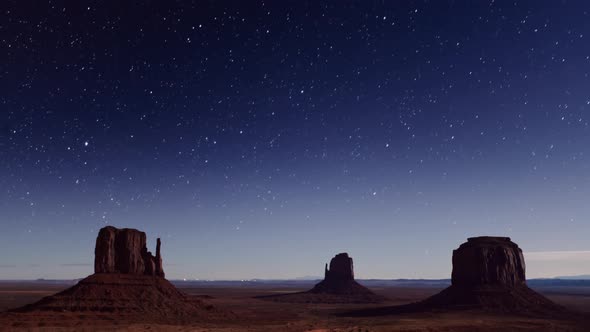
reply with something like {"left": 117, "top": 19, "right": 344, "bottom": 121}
{"left": 346, "top": 236, "right": 564, "bottom": 317}
{"left": 4, "top": 226, "right": 225, "bottom": 325}
{"left": 259, "top": 252, "right": 385, "bottom": 303}
{"left": 419, "top": 236, "right": 563, "bottom": 314}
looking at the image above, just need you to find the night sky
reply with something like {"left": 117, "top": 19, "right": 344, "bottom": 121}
{"left": 2, "top": 1, "right": 590, "bottom": 280}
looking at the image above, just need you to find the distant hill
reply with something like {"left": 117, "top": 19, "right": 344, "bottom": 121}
{"left": 553, "top": 275, "right": 590, "bottom": 280}
{"left": 527, "top": 279, "right": 590, "bottom": 287}
{"left": 167, "top": 278, "right": 590, "bottom": 288}
{"left": 294, "top": 276, "right": 322, "bottom": 280}
{"left": 1, "top": 276, "right": 589, "bottom": 287}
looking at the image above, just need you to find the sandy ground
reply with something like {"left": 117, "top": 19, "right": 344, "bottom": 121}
{"left": 0, "top": 283, "right": 589, "bottom": 331}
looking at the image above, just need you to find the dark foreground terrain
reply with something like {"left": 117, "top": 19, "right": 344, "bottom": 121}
{"left": 0, "top": 280, "right": 589, "bottom": 331}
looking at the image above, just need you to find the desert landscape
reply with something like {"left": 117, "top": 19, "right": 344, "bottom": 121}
{"left": 3, "top": 2, "right": 590, "bottom": 331}
{"left": 1, "top": 279, "right": 589, "bottom": 331}
{"left": 0, "top": 227, "right": 588, "bottom": 331}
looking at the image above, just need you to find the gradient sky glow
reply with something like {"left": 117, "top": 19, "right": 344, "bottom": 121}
{"left": 1, "top": 1, "right": 590, "bottom": 280}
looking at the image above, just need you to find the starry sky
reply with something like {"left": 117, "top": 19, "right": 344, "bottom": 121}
{"left": 1, "top": 1, "right": 590, "bottom": 280}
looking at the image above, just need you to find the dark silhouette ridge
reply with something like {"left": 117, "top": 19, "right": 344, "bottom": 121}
{"left": 344, "top": 237, "right": 566, "bottom": 317}
{"left": 258, "top": 252, "right": 385, "bottom": 303}
{"left": 9, "top": 226, "right": 226, "bottom": 323}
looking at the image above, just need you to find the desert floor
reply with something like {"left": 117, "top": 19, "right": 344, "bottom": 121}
{"left": 0, "top": 283, "right": 589, "bottom": 331}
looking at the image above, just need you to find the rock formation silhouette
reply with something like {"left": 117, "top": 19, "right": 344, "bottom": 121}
{"left": 346, "top": 236, "right": 563, "bottom": 317}
{"left": 10, "top": 226, "right": 224, "bottom": 324}
{"left": 420, "top": 236, "right": 560, "bottom": 313}
{"left": 451, "top": 236, "right": 525, "bottom": 287}
{"left": 259, "top": 252, "right": 385, "bottom": 303}
{"left": 324, "top": 253, "right": 354, "bottom": 281}
{"left": 310, "top": 253, "right": 367, "bottom": 295}
{"left": 94, "top": 226, "right": 164, "bottom": 277}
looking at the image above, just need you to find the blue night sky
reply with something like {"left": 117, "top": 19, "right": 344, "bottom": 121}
{"left": 1, "top": 1, "right": 590, "bottom": 280}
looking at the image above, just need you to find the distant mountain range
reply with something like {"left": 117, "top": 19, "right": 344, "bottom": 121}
{"left": 171, "top": 277, "right": 590, "bottom": 288}
{"left": 553, "top": 275, "right": 590, "bottom": 280}
{"left": 0, "top": 276, "right": 589, "bottom": 286}
{"left": 294, "top": 276, "right": 322, "bottom": 280}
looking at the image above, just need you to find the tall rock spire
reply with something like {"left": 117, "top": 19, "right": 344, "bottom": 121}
{"left": 155, "top": 238, "right": 164, "bottom": 278}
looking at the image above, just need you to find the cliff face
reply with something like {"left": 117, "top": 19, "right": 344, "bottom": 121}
{"left": 94, "top": 226, "right": 164, "bottom": 277}
{"left": 324, "top": 253, "right": 354, "bottom": 282}
{"left": 415, "top": 236, "right": 562, "bottom": 315}
{"left": 451, "top": 236, "right": 525, "bottom": 288}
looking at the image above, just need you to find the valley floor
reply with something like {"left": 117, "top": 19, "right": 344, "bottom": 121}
{"left": 1, "top": 283, "right": 589, "bottom": 331}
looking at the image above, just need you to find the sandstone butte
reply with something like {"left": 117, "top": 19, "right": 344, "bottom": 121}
{"left": 9, "top": 226, "right": 224, "bottom": 324}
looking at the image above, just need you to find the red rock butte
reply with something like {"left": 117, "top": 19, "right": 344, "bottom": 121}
{"left": 8, "top": 226, "right": 225, "bottom": 324}
{"left": 323, "top": 252, "right": 354, "bottom": 282}
{"left": 310, "top": 252, "right": 365, "bottom": 294}
{"left": 94, "top": 226, "right": 164, "bottom": 277}
{"left": 260, "top": 252, "right": 385, "bottom": 303}
{"left": 452, "top": 236, "right": 525, "bottom": 288}
{"left": 345, "top": 236, "right": 565, "bottom": 318}
{"left": 420, "top": 236, "right": 563, "bottom": 314}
